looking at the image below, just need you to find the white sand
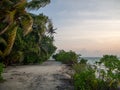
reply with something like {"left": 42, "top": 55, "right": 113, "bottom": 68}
{"left": 0, "top": 60, "right": 73, "bottom": 90}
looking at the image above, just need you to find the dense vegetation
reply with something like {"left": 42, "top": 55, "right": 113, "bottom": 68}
{"left": 53, "top": 50, "right": 79, "bottom": 65}
{"left": 73, "top": 55, "right": 120, "bottom": 90}
{"left": 53, "top": 51, "right": 120, "bottom": 90}
{"left": 8, "top": 14, "right": 56, "bottom": 65}
{"left": 0, "top": 0, "right": 57, "bottom": 80}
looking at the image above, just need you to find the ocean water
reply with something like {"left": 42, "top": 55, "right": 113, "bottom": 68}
{"left": 81, "top": 57, "right": 120, "bottom": 65}
{"left": 80, "top": 57, "right": 101, "bottom": 65}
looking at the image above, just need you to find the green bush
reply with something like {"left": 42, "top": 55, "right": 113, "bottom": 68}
{"left": 73, "top": 63, "right": 110, "bottom": 90}
{"left": 73, "top": 55, "right": 120, "bottom": 90}
{"left": 53, "top": 50, "right": 78, "bottom": 65}
{"left": 79, "top": 58, "right": 88, "bottom": 64}
{"left": 73, "top": 62, "right": 97, "bottom": 90}
{"left": 0, "top": 63, "right": 4, "bottom": 81}
{"left": 99, "top": 55, "right": 120, "bottom": 89}
{"left": 73, "top": 70, "right": 97, "bottom": 90}
{"left": 73, "top": 63, "right": 87, "bottom": 74}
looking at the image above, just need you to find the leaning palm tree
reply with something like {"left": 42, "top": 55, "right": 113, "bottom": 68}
{"left": 0, "top": 0, "right": 33, "bottom": 58}
{"left": 0, "top": 0, "right": 50, "bottom": 58}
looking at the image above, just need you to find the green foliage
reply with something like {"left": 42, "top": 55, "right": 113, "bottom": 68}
{"left": 8, "top": 14, "right": 57, "bottom": 65}
{"left": 73, "top": 58, "right": 88, "bottom": 74}
{"left": 0, "top": 0, "right": 56, "bottom": 66}
{"left": 27, "top": 0, "right": 50, "bottom": 10}
{"left": 73, "top": 63, "right": 110, "bottom": 90}
{"left": 79, "top": 58, "right": 88, "bottom": 64}
{"left": 100, "top": 55, "right": 120, "bottom": 71}
{"left": 0, "top": 63, "right": 4, "bottom": 81}
{"left": 98, "top": 55, "right": 120, "bottom": 89}
{"left": 0, "top": 0, "right": 54, "bottom": 82}
{"left": 0, "top": 0, "right": 33, "bottom": 59}
{"left": 74, "top": 70, "right": 96, "bottom": 90}
{"left": 24, "top": 53, "right": 39, "bottom": 64}
{"left": 73, "top": 60, "right": 97, "bottom": 90}
{"left": 73, "top": 55, "right": 120, "bottom": 90}
{"left": 53, "top": 50, "right": 78, "bottom": 65}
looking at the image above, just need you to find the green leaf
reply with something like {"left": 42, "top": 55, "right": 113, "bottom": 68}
{"left": 27, "top": 0, "right": 50, "bottom": 10}
{"left": 20, "top": 14, "right": 33, "bottom": 36}
{"left": 0, "top": 37, "right": 7, "bottom": 47}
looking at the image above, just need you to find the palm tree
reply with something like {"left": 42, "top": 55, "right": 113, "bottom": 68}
{"left": 47, "top": 19, "right": 56, "bottom": 37}
{"left": 22, "top": 14, "right": 56, "bottom": 63}
{"left": 0, "top": 0, "right": 51, "bottom": 58}
{"left": 31, "top": 14, "right": 49, "bottom": 56}
{"left": 0, "top": 0, "right": 33, "bottom": 58}
{"left": 27, "top": 0, "right": 50, "bottom": 10}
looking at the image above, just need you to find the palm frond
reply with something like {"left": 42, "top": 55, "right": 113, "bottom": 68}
{"left": 27, "top": 0, "right": 50, "bottom": 10}
{"left": 0, "top": 0, "right": 13, "bottom": 10}
{"left": 0, "top": 23, "right": 10, "bottom": 35}
{"left": 0, "top": 10, "right": 16, "bottom": 35}
{"left": 47, "top": 19, "right": 56, "bottom": 35}
{"left": 3, "top": 25, "right": 18, "bottom": 56}
{"left": 0, "top": 37, "right": 7, "bottom": 47}
{"left": 20, "top": 14, "right": 33, "bottom": 36}
{"left": 14, "top": 0, "right": 27, "bottom": 10}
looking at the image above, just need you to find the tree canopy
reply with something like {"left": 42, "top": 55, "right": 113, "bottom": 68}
{"left": 0, "top": 0, "right": 57, "bottom": 66}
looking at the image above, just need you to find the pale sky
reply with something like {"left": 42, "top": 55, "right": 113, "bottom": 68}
{"left": 31, "top": 0, "right": 120, "bottom": 57}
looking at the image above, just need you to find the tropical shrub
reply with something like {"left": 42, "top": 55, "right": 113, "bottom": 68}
{"left": 97, "top": 55, "right": 120, "bottom": 89}
{"left": 73, "top": 55, "right": 120, "bottom": 90}
{"left": 73, "top": 69, "right": 96, "bottom": 90}
{"left": 79, "top": 58, "right": 88, "bottom": 64}
{"left": 53, "top": 50, "right": 78, "bottom": 65}
{"left": 73, "top": 60, "right": 97, "bottom": 90}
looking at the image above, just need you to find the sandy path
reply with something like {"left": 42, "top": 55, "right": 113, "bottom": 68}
{"left": 0, "top": 60, "right": 74, "bottom": 90}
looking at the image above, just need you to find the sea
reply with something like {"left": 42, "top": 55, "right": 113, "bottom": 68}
{"left": 80, "top": 57, "right": 101, "bottom": 65}
{"left": 80, "top": 57, "right": 120, "bottom": 65}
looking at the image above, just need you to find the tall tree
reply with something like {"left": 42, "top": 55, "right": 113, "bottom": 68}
{"left": 8, "top": 14, "right": 56, "bottom": 64}
{"left": 0, "top": 0, "right": 33, "bottom": 58}
{"left": 0, "top": 0, "right": 51, "bottom": 60}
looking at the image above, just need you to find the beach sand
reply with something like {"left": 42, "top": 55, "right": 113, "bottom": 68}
{"left": 0, "top": 60, "right": 74, "bottom": 90}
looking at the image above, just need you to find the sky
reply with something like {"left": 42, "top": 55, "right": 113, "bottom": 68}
{"left": 31, "top": 0, "right": 120, "bottom": 57}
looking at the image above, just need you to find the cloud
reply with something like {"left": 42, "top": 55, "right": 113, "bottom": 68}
{"left": 32, "top": 0, "right": 120, "bottom": 56}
